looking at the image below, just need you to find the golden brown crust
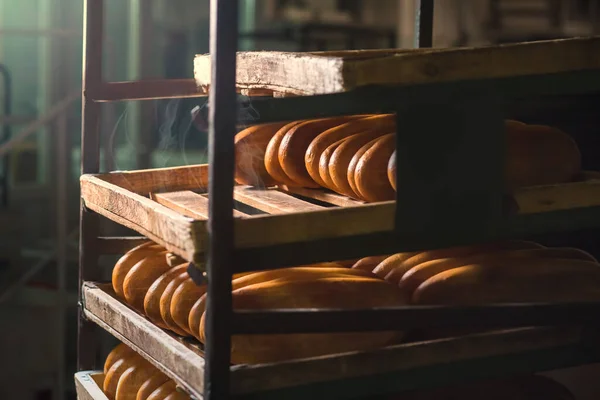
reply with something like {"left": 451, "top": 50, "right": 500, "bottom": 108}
{"left": 104, "top": 355, "right": 146, "bottom": 400}
{"left": 146, "top": 381, "right": 177, "bottom": 400}
{"left": 329, "top": 130, "right": 388, "bottom": 198}
{"left": 371, "top": 252, "right": 419, "bottom": 280}
{"left": 354, "top": 133, "right": 396, "bottom": 202}
{"left": 170, "top": 278, "right": 207, "bottom": 335}
{"left": 264, "top": 121, "right": 305, "bottom": 186}
{"left": 201, "top": 276, "right": 407, "bottom": 364}
{"left": 104, "top": 343, "right": 135, "bottom": 374}
{"left": 350, "top": 255, "right": 391, "bottom": 273}
{"left": 384, "top": 241, "right": 545, "bottom": 285}
{"left": 318, "top": 137, "right": 348, "bottom": 191}
{"left": 234, "top": 122, "right": 289, "bottom": 186}
{"left": 399, "top": 244, "right": 569, "bottom": 296}
{"left": 414, "top": 258, "right": 600, "bottom": 305}
{"left": 144, "top": 264, "right": 189, "bottom": 329}
{"left": 347, "top": 138, "right": 381, "bottom": 200}
{"left": 187, "top": 298, "right": 204, "bottom": 341}
{"left": 159, "top": 272, "right": 190, "bottom": 336}
{"left": 136, "top": 373, "right": 170, "bottom": 400}
{"left": 305, "top": 114, "right": 394, "bottom": 187}
{"left": 116, "top": 364, "right": 160, "bottom": 400}
{"left": 279, "top": 116, "right": 361, "bottom": 187}
{"left": 122, "top": 251, "right": 171, "bottom": 312}
{"left": 112, "top": 245, "right": 164, "bottom": 299}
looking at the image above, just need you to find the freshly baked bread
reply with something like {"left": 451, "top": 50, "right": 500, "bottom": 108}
{"left": 371, "top": 252, "right": 419, "bottom": 279}
{"left": 351, "top": 255, "right": 391, "bottom": 273}
{"left": 347, "top": 138, "right": 381, "bottom": 200}
{"left": 399, "top": 246, "right": 595, "bottom": 296}
{"left": 146, "top": 381, "right": 177, "bottom": 400}
{"left": 170, "top": 278, "right": 207, "bottom": 335}
{"left": 122, "top": 251, "right": 170, "bottom": 312}
{"left": 305, "top": 114, "right": 394, "bottom": 187}
{"left": 318, "top": 138, "right": 349, "bottom": 191}
{"left": 200, "top": 275, "right": 407, "bottom": 364}
{"left": 136, "top": 373, "right": 170, "bottom": 400}
{"left": 159, "top": 272, "right": 190, "bottom": 336}
{"left": 104, "top": 342, "right": 135, "bottom": 374}
{"left": 279, "top": 116, "right": 361, "bottom": 187}
{"left": 104, "top": 354, "right": 146, "bottom": 400}
{"left": 505, "top": 122, "right": 581, "bottom": 190}
{"left": 113, "top": 243, "right": 164, "bottom": 299}
{"left": 384, "top": 241, "right": 545, "bottom": 285}
{"left": 234, "top": 121, "right": 289, "bottom": 186}
{"left": 329, "top": 130, "right": 389, "bottom": 197}
{"left": 264, "top": 121, "right": 305, "bottom": 186}
{"left": 144, "top": 264, "right": 189, "bottom": 329}
{"left": 116, "top": 364, "right": 162, "bottom": 400}
{"left": 413, "top": 257, "right": 600, "bottom": 305}
{"left": 354, "top": 133, "right": 396, "bottom": 202}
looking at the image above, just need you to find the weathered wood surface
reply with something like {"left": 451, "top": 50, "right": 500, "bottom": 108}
{"left": 194, "top": 37, "right": 600, "bottom": 95}
{"left": 102, "top": 164, "right": 209, "bottom": 195}
{"left": 80, "top": 284, "right": 583, "bottom": 396}
{"left": 82, "top": 283, "right": 204, "bottom": 398}
{"left": 74, "top": 371, "right": 108, "bottom": 400}
{"left": 152, "top": 191, "right": 246, "bottom": 219}
{"left": 234, "top": 186, "right": 322, "bottom": 214}
{"left": 82, "top": 164, "right": 600, "bottom": 260}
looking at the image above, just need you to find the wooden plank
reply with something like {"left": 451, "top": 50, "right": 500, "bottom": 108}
{"left": 82, "top": 283, "right": 204, "bottom": 398}
{"left": 279, "top": 185, "right": 365, "bottom": 207}
{"left": 74, "top": 371, "right": 108, "bottom": 400}
{"left": 80, "top": 174, "right": 202, "bottom": 261}
{"left": 152, "top": 191, "right": 246, "bottom": 219}
{"left": 82, "top": 283, "right": 584, "bottom": 398}
{"left": 233, "top": 186, "right": 323, "bottom": 214}
{"left": 513, "top": 179, "right": 600, "bottom": 214}
{"left": 194, "top": 37, "right": 600, "bottom": 95}
{"left": 231, "top": 326, "right": 582, "bottom": 395}
{"left": 100, "top": 164, "right": 209, "bottom": 195}
{"left": 233, "top": 176, "right": 600, "bottom": 250}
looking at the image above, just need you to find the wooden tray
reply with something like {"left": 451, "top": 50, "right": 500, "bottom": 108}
{"left": 194, "top": 37, "right": 600, "bottom": 96}
{"left": 74, "top": 371, "right": 108, "bottom": 400}
{"left": 82, "top": 282, "right": 593, "bottom": 399}
{"left": 80, "top": 164, "right": 600, "bottom": 265}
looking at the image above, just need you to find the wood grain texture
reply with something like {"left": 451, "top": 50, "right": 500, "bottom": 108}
{"left": 83, "top": 167, "right": 600, "bottom": 259}
{"left": 279, "top": 185, "right": 365, "bottom": 207}
{"left": 81, "top": 283, "right": 583, "bottom": 396}
{"left": 152, "top": 191, "right": 246, "bottom": 219}
{"left": 82, "top": 283, "right": 203, "bottom": 398}
{"left": 80, "top": 174, "right": 202, "bottom": 262}
{"left": 194, "top": 37, "right": 600, "bottom": 95}
{"left": 74, "top": 371, "right": 109, "bottom": 400}
{"left": 233, "top": 186, "right": 322, "bottom": 214}
{"left": 101, "top": 164, "right": 209, "bottom": 195}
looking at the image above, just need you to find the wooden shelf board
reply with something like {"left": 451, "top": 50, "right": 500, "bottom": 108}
{"left": 82, "top": 282, "right": 592, "bottom": 399}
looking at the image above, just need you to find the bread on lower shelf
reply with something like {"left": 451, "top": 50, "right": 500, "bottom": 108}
{"left": 98, "top": 343, "right": 575, "bottom": 399}
{"left": 111, "top": 239, "right": 600, "bottom": 365}
{"left": 234, "top": 115, "right": 583, "bottom": 202}
{"left": 101, "top": 343, "right": 188, "bottom": 400}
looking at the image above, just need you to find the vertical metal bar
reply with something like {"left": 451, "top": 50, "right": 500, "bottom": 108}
{"left": 79, "top": 0, "right": 104, "bottom": 372}
{"left": 55, "top": 111, "right": 68, "bottom": 400}
{"left": 414, "top": 0, "right": 434, "bottom": 48}
{"left": 204, "top": 0, "right": 238, "bottom": 398}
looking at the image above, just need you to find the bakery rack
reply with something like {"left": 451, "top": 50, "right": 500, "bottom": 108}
{"left": 77, "top": 0, "right": 600, "bottom": 399}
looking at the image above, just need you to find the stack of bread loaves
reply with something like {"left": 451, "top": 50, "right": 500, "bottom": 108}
{"left": 101, "top": 343, "right": 575, "bottom": 400}
{"left": 234, "top": 116, "right": 581, "bottom": 202}
{"left": 103, "top": 343, "right": 188, "bottom": 400}
{"left": 112, "top": 239, "right": 600, "bottom": 364}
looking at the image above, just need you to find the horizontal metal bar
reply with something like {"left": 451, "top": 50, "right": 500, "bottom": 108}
{"left": 234, "top": 206, "right": 600, "bottom": 271}
{"left": 232, "top": 302, "right": 600, "bottom": 334}
{"left": 88, "top": 79, "right": 206, "bottom": 102}
{"left": 244, "top": 69, "right": 600, "bottom": 123}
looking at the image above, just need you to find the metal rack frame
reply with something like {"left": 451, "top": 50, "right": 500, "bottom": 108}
{"left": 78, "top": 1, "right": 600, "bottom": 399}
